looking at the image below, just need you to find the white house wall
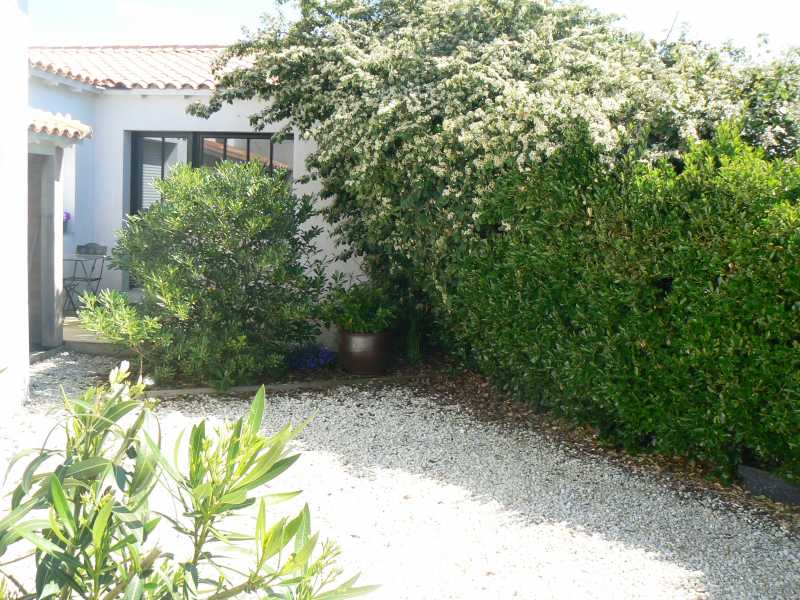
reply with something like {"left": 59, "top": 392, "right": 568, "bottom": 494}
{"left": 28, "top": 76, "right": 97, "bottom": 256}
{"left": 1, "top": 0, "right": 31, "bottom": 406}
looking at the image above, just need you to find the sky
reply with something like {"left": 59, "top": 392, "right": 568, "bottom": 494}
{"left": 28, "top": 0, "right": 800, "bottom": 55}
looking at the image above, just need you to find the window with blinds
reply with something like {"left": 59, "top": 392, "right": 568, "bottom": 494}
{"left": 132, "top": 135, "right": 189, "bottom": 213}
{"left": 131, "top": 132, "right": 294, "bottom": 215}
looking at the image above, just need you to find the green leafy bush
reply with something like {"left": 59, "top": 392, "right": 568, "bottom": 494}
{"left": 80, "top": 162, "right": 327, "bottom": 387}
{"left": 325, "top": 281, "right": 396, "bottom": 334}
{"left": 439, "top": 124, "right": 800, "bottom": 482}
{"left": 0, "top": 362, "right": 375, "bottom": 598}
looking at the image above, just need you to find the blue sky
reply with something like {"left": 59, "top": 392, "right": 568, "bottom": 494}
{"left": 29, "top": 0, "right": 799, "bottom": 55}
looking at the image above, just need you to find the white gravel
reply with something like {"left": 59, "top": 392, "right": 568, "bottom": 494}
{"left": 6, "top": 352, "right": 799, "bottom": 599}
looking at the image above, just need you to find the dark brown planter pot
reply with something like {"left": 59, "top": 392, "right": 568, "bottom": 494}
{"left": 337, "top": 328, "right": 393, "bottom": 376}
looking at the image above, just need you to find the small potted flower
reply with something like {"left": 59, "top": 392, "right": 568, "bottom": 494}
{"left": 63, "top": 210, "right": 71, "bottom": 232}
{"left": 326, "top": 281, "right": 397, "bottom": 375}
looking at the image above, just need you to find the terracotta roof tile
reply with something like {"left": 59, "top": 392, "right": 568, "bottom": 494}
{"left": 29, "top": 45, "right": 246, "bottom": 90}
{"left": 29, "top": 109, "right": 93, "bottom": 140}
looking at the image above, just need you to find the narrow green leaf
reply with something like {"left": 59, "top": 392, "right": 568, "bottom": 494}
{"left": 280, "top": 532, "right": 318, "bottom": 575}
{"left": 0, "top": 496, "right": 39, "bottom": 531}
{"left": 255, "top": 499, "right": 266, "bottom": 565}
{"left": 172, "top": 428, "right": 186, "bottom": 475}
{"left": 144, "top": 431, "right": 182, "bottom": 483}
{"left": 226, "top": 418, "right": 243, "bottom": 478}
{"left": 188, "top": 422, "right": 206, "bottom": 487}
{"left": 316, "top": 575, "right": 379, "bottom": 600}
{"left": 247, "top": 386, "right": 266, "bottom": 436}
{"left": 124, "top": 574, "right": 144, "bottom": 600}
{"left": 22, "top": 453, "right": 52, "bottom": 493}
{"left": 63, "top": 457, "right": 111, "bottom": 481}
{"left": 4, "top": 448, "right": 44, "bottom": 485}
{"left": 49, "top": 475, "right": 76, "bottom": 538}
{"left": 113, "top": 463, "right": 129, "bottom": 491}
{"left": 15, "top": 527, "right": 62, "bottom": 555}
{"left": 295, "top": 504, "right": 310, "bottom": 554}
{"left": 231, "top": 453, "right": 299, "bottom": 495}
{"left": 262, "top": 517, "right": 289, "bottom": 560}
{"left": 108, "top": 533, "right": 139, "bottom": 553}
{"left": 143, "top": 516, "right": 160, "bottom": 538}
{"left": 130, "top": 439, "right": 159, "bottom": 506}
{"left": 100, "top": 399, "right": 140, "bottom": 428}
{"left": 261, "top": 490, "right": 302, "bottom": 505}
{"left": 39, "top": 581, "right": 61, "bottom": 599}
{"left": 191, "top": 482, "right": 213, "bottom": 501}
{"left": 316, "top": 584, "right": 381, "bottom": 600}
{"left": 48, "top": 507, "right": 70, "bottom": 545}
{"left": 92, "top": 498, "right": 113, "bottom": 549}
{"left": 219, "top": 488, "right": 247, "bottom": 507}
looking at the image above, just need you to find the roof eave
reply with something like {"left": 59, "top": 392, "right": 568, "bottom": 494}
{"left": 29, "top": 66, "right": 103, "bottom": 94}
{"left": 101, "top": 87, "right": 214, "bottom": 96}
{"left": 28, "top": 131, "right": 89, "bottom": 148}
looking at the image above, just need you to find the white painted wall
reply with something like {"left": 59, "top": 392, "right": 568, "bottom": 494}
{"left": 0, "top": 0, "right": 30, "bottom": 405}
{"left": 28, "top": 76, "right": 97, "bottom": 255}
{"left": 30, "top": 80, "right": 360, "bottom": 290}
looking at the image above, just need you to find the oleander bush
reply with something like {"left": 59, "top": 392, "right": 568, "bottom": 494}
{"left": 441, "top": 125, "right": 800, "bottom": 482}
{"left": 80, "top": 161, "right": 327, "bottom": 388}
{"left": 0, "top": 363, "right": 375, "bottom": 598}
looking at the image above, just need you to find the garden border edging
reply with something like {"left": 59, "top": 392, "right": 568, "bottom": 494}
{"left": 149, "top": 374, "right": 420, "bottom": 398}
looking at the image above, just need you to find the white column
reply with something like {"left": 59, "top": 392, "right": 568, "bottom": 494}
{"left": 40, "top": 151, "right": 64, "bottom": 348}
{"left": 0, "top": 0, "right": 30, "bottom": 405}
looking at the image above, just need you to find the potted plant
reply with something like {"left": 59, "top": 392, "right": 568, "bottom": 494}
{"left": 326, "top": 281, "right": 397, "bottom": 375}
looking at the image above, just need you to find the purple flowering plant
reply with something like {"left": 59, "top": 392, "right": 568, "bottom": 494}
{"left": 286, "top": 344, "right": 337, "bottom": 370}
{"left": 63, "top": 210, "right": 72, "bottom": 224}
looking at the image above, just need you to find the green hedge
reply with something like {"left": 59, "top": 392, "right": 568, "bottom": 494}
{"left": 436, "top": 125, "right": 800, "bottom": 481}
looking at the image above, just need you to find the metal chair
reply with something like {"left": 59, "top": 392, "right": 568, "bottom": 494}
{"left": 64, "top": 243, "right": 108, "bottom": 312}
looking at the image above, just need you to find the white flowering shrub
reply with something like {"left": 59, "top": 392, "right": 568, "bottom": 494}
{"left": 740, "top": 48, "right": 800, "bottom": 158}
{"left": 189, "top": 0, "right": 750, "bottom": 279}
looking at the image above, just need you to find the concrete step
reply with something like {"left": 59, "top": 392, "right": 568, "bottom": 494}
{"left": 63, "top": 317, "right": 134, "bottom": 357}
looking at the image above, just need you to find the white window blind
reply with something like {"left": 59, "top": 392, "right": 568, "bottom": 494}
{"left": 140, "top": 137, "right": 162, "bottom": 211}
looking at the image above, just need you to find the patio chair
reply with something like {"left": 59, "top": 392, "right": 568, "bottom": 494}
{"left": 63, "top": 243, "right": 108, "bottom": 312}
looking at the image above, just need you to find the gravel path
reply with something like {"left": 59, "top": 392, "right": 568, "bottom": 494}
{"left": 6, "top": 352, "right": 799, "bottom": 599}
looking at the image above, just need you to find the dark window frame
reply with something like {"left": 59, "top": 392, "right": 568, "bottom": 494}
{"left": 192, "top": 132, "right": 284, "bottom": 169}
{"left": 130, "top": 131, "right": 288, "bottom": 214}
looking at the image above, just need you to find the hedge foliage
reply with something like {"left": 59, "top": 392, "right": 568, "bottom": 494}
{"left": 440, "top": 125, "right": 800, "bottom": 481}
